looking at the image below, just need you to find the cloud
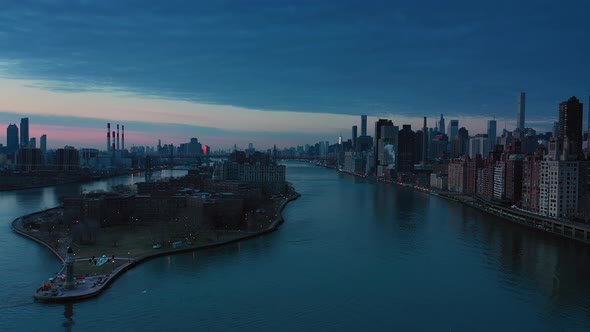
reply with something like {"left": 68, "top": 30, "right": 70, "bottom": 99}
{"left": 0, "top": 0, "right": 588, "bottom": 146}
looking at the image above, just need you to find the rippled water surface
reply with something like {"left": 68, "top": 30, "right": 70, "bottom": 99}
{"left": 1, "top": 163, "right": 590, "bottom": 331}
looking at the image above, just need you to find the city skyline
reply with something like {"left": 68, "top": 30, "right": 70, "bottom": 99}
{"left": 1, "top": 2, "right": 589, "bottom": 149}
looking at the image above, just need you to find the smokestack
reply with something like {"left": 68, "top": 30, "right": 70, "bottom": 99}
{"left": 112, "top": 142, "right": 115, "bottom": 152}
{"left": 122, "top": 125, "right": 125, "bottom": 152}
{"left": 107, "top": 123, "right": 111, "bottom": 152}
{"left": 422, "top": 117, "right": 427, "bottom": 165}
{"left": 116, "top": 124, "right": 120, "bottom": 151}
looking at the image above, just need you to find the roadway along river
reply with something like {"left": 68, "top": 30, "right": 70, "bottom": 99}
{"left": 1, "top": 162, "right": 590, "bottom": 331}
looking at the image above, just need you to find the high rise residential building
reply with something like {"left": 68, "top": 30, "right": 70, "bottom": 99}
{"left": 352, "top": 125, "right": 358, "bottom": 150}
{"left": 29, "top": 137, "right": 36, "bottom": 148}
{"left": 16, "top": 147, "right": 43, "bottom": 172}
{"left": 6, "top": 124, "right": 19, "bottom": 153}
{"left": 361, "top": 115, "right": 367, "bottom": 136}
{"left": 517, "top": 92, "right": 526, "bottom": 130}
{"left": 487, "top": 120, "right": 497, "bottom": 151}
{"left": 20, "top": 117, "right": 29, "bottom": 148}
{"left": 539, "top": 160, "right": 579, "bottom": 218}
{"left": 40, "top": 134, "right": 47, "bottom": 156}
{"left": 558, "top": 96, "right": 584, "bottom": 157}
{"left": 56, "top": 146, "right": 80, "bottom": 171}
{"left": 438, "top": 114, "right": 445, "bottom": 135}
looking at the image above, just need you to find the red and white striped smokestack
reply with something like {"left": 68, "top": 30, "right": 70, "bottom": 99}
{"left": 112, "top": 142, "right": 115, "bottom": 152}
{"left": 107, "top": 123, "right": 111, "bottom": 152}
{"left": 116, "top": 124, "right": 120, "bottom": 151}
{"left": 122, "top": 125, "right": 125, "bottom": 152}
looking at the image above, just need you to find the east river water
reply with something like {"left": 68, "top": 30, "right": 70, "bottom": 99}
{"left": 1, "top": 162, "right": 590, "bottom": 331}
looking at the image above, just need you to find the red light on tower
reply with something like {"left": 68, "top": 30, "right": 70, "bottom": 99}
{"left": 203, "top": 145, "right": 209, "bottom": 155}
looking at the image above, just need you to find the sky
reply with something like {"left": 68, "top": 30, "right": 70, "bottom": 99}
{"left": 0, "top": 0, "right": 589, "bottom": 150}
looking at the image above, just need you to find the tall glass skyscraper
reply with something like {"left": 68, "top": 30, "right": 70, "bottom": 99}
{"left": 40, "top": 134, "right": 47, "bottom": 156}
{"left": 20, "top": 117, "right": 29, "bottom": 148}
{"left": 487, "top": 119, "right": 497, "bottom": 151}
{"left": 517, "top": 92, "right": 526, "bottom": 130}
{"left": 361, "top": 115, "right": 367, "bottom": 136}
{"left": 438, "top": 114, "right": 445, "bottom": 135}
{"left": 447, "top": 120, "right": 459, "bottom": 140}
{"left": 6, "top": 124, "right": 18, "bottom": 153}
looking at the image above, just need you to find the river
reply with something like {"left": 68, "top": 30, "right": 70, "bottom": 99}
{"left": 1, "top": 162, "right": 590, "bottom": 331}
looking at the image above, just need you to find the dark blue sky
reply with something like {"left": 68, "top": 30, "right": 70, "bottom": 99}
{"left": 0, "top": 0, "right": 589, "bottom": 146}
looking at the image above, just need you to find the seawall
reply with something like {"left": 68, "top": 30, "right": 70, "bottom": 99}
{"left": 13, "top": 192, "right": 300, "bottom": 303}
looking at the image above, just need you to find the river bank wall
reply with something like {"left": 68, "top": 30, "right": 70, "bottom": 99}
{"left": 335, "top": 167, "right": 590, "bottom": 245}
{"left": 12, "top": 191, "right": 300, "bottom": 303}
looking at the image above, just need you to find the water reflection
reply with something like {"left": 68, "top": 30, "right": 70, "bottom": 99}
{"left": 63, "top": 303, "right": 74, "bottom": 330}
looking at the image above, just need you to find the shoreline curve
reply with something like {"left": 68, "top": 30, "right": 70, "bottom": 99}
{"left": 12, "top": 192, "right": 301, "bottom": 303}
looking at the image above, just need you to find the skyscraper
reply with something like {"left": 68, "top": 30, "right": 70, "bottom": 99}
{"left": 361, "top": 115, "right": 367, "bottom": 136}
{"left": 40, "top": 134, "right": 47, "bottom": 156}
{"left": 438, "top": 114, "right": 445, "bottom": 135}
{"left": 487, "top": 120, "right": 497, "bottom": 151}
{"left": 447, "top": 120, "right": 459, "bottom": 140}
{"left": 558, "top": 96, "right": 584, "bottom": 157}
{"left": 6, "top": 124, "right": 18, "bottom": 153}
{"left": 587, "top": 96, "right": 590, "bottom": 152}
{"left": 422, "top": 117, "right": 428, "bottom": 164}
{"left": 29, "top": 137, "right": 36, "bottom": 148}
{"left": 351, "top": 125, "right": 358, "bottom": 150}
{"left": 397, "top": 125, "right": 415, "bottom": 172}
{"left": 20, "top": 117, "right": 29, "bottom": 148}
{"left": 518, "top": 92, "right": 526, "bottom": 130}
{"left": 374, "top": 119, "right": 393, "bottom": 174}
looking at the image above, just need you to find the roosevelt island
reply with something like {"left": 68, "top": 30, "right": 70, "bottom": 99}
{"left": 12, "top": 150, "right": 298, "bottom": 302}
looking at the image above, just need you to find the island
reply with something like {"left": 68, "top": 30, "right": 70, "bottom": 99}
{"left": 12, "top": 153, "right": 299, "bottom": 302}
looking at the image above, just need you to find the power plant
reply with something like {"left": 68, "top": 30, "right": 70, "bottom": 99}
{"left": 106, "top": 123, "right": 127, "bottom": 153}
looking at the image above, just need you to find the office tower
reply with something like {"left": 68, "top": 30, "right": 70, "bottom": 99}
{"left": 361, "top": 115, "right": 367, "bottom": 136}
{"left": 447, "top": 120, "right": 458, "bottom": 141}
{"left": 40, "top": 134, "right": 47, "bottom": 156}
{"left": 20, "top": 117, "right": 29, "bottom": 148}
{"left": 374, "top": 119, "right": 393, "bottom": 174}
{"left": 29, "top": 137, "right": 36, "bottom": 148}
{"left": 469, "top": 136, "right": 488, "bottom": 159}
{"left": 379, "top": 124, "right": 397, "bottom": 171}
{"left": 553, "top": 121, "right": 559, "bottom": 138}
{"left": 422, "top": 117, "right": 428, "bottom": 164}
{"left": 6, "top": 124, "right": 18, "bottom": 153}
{"left": 397, "top": 125, "right": 415, "bottom": 172}
{"left": 352, "top": 125, "right": 358, "bottom": 150}
{"left": 518, "top": 92, "right": 526, "bottom": 130}
{"left": 559, "top": 96, "right": 584, "bottom": 157}
{"left": 451, "top": 127, "right": 469, "bottom": 158}
{"left": 587, "top": 96, "right": 590, "bottom": 151}
{"left": 438, "top": 114, "right": 445, "bottom": 135}
{"left": 487, "top": 120, "right": 497, "bottom": 151}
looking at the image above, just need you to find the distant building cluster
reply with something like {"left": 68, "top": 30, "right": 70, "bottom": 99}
{"left": 63, "top": 153, "right": 289, "bottom": 239}
{"left": 278, "top": 93, "right": 589, "bottom": 222}
{"left": 1, "top": 119, "right": 213, "bottom": 174}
